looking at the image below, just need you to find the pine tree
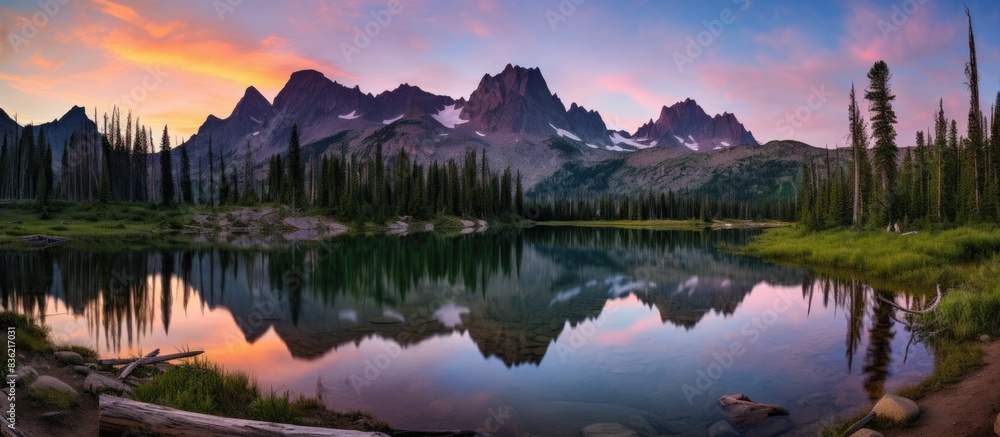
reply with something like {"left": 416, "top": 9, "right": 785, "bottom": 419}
{"left": 159, "top": 125, "right": 174, "bottom": 206}
{"left": 286, "top": 124, "right": 304, "bottom": 208}
{"left": 865, "top": 60, "right": 899, "bottom": 226}
{"left": 180, "top": 145, "right": 193, "bottom": 203}
{"left": 207, "top": 137, "right": 215, "bottom": 206}
{"left": 98, "top": 153, "right": 111, "bottom": 203}
{"left": 243, "top": 141, "right": 257, "bottom": 204}
{"left": 219, "top": 152, "right": 229, "bottom": 206}
{"left": 848, "top": 84, "right": 870, "bottom": 225}
{"left": 964, "top": 6, "right": 983, "bottom": 218}
{"left": 515, "top": 171, "right": 524, "bottom": 216}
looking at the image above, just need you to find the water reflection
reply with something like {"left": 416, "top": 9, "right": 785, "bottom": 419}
{"left": 0, "top": 228, "right": 935, "bottom": 434}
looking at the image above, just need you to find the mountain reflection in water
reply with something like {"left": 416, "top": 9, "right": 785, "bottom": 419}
{"left": 0, "top": 228, "right": 935, "bottom": 434}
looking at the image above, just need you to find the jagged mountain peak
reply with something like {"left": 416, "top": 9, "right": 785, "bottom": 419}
{"left": 229, "top": 86, "right": 272, "bottom": 120}
{"left": 636, "top": 99, "right": 757, "bottom": 151}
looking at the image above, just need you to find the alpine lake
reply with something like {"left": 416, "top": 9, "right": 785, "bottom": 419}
{"left": 0, "top": 227, "right": 935, "bottom": 436}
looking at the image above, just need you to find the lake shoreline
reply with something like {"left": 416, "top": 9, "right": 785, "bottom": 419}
{"left": 0, "top": 201, "right": 526, "bottom": 251}
{"left": 741, "top": 225, "right": 1000, "bottom": 436}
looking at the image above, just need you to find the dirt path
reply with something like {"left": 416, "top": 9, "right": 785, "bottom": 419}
{"left": 0, "top": 349, "right": 99, "bottom": 436}
{"left": 883, "top": 340, "right": 1000, "bottom": 437}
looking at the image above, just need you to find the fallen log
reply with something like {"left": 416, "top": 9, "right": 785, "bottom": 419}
{"left": 99, "top": 395, "right": 390, "bottom": 436}
{"left": 117, "top": 348, "right": 159, "bottom": 381}
{"left": 98, "top": 350, "right": 203, "bottom": 366}
{"left": 0, "top": 414, "right": 27, "bottom": 437}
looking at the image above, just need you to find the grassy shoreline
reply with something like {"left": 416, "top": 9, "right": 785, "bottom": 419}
{"left": 0, "top": 310, "right": 391, "bottom": 433}
{"left": 0, "top": 200, "right": 523, "bottom": 250}
{"left": 741, "top": 225, "right": 1000, "bottom": 435}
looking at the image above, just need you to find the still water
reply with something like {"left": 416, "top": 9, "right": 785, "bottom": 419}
{"left": 0, "top": 228, "right": 934, "bottom": 436}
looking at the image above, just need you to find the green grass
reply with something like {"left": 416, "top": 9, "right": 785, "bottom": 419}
{"left": 0, "top": 312, "right": 52, "bottom": 351}
{"left": 895, "top": 340, "right": 984, "bottom": 399}
{"left": 0, "top": 201, "right": 203, "bottom": 250}
{"left": 28, "top": 388, "right": 78, "bottom": 409}
{"left": 132, "top": 358, "right": 389, "bottom": 432}
{"left": 740, "top": 225, "right": 1000, "bottom": 286}
{"left": 0, "top": 311, "right": 100, "bottom": 361}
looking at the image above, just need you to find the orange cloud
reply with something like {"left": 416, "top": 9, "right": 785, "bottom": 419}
{"left": 28, "top": 53, "right": 63, "bottom": 72}
{"left": 90, "top": 0, "right": 183, "bottom": 38}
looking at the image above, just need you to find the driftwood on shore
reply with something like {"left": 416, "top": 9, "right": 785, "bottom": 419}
{"left": 99, "top": 395, "right": 391, "bottom": 437}
{"left": 98, "top": 350, "right": 203, "bottom": 366}
{"left": 0, "top": 415, "right": 26, "bottom": 437}
{"left": 117, "top": 348, "right": 159, "bottom": 380}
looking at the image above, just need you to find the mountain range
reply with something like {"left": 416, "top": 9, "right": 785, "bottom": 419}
{"left": 3, "top": 64, "right": 817, "bottom": 197}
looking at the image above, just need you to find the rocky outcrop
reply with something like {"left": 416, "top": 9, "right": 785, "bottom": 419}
{"left": 718, "top": 394, "right": 789, "bottom": 427}
{"left": 633, "top": 98, "right": 757, "bottom": 150}
{"left": 872, "top": 394, "right": 920, "bottom": 423}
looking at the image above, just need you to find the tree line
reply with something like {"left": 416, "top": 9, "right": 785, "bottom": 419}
{"left": 525, "top": 193, "right": 797, "bottom": 222}
{"left": 801, "top": 7, "right": 1000, "bottom": 230}
{"left": 160, "top": 122, "right": 528, "bottom": 222}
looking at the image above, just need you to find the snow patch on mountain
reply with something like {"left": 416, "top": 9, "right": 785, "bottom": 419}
{"left": 586, "top": 143, "right": 599, "bottom": 149}
{"left": 605, "top": 144, "right": 633, "bottom": 152}
{"left": 721, "top": 141, "right": 731, "bottom": 147}
{"left": 338, "top": 110, "right": 360, "bottom": 120}
{"left": 610, "top": 132, "right": 654, "bottom": 150}
{"left": 673, "top": 135, "right": 699, "bottom": 151}
{"left": 549, "top": 123, "right": 582, "bottom": 141}
{"left": 383, "top": 114, "right": 404, "bottom": 124}
{"left": 432, "top": 104, "right": 468, "bottom": 129}
{"left": 475, "top": 131, "right": 486, "bottom": 137}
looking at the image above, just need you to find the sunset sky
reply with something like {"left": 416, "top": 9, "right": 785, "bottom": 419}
{"left": 1, "top": 0, "right": 998, "bottom": 147}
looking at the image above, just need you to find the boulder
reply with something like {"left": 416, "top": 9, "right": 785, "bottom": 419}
{"left": 980, "top": 334, "right": 992, "bottom": 343}
{"left": 29, "top": 375, "right": 78, "bottom": 401}
{"left": 53, "top": 351, "right": 84, "bottom": 365}
{"left": 72, "top": 365, "right": 92, "bottom": 375}
{"left": 718, "top": 394, "right": 789, "bottom": 427}
{"left": 83, "top": 373, "right": 132, "bottom": 394}
{"left": 13, "top": 365, "right": 37, "bottom": 386}
{"left": 872, "top": 394, "right": 919, "bottom": 423}
{"left": 581, "top": 423, "right": 639, "bottom": 437}
{"left": 850, "top": 429, "right": 884, "bottom": 437}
